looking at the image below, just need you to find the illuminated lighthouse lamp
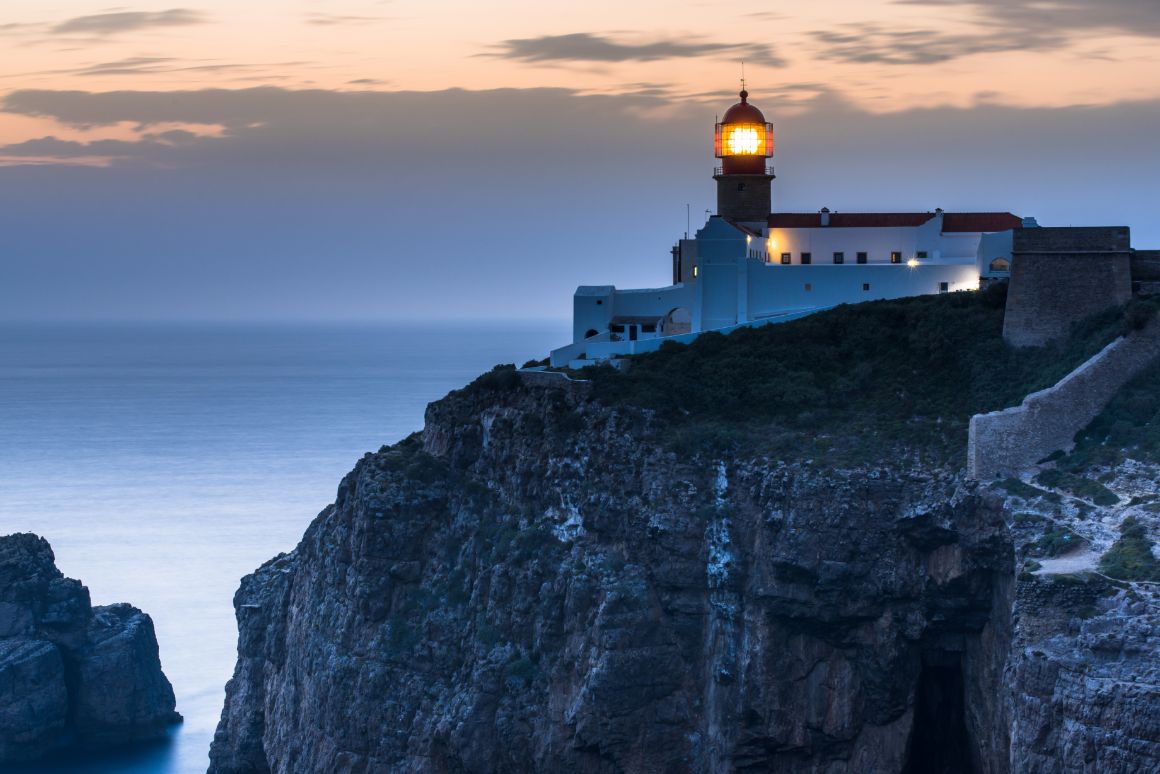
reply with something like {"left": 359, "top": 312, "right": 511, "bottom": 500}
{"left": 714, "top": 89, "right": 773, "bottom": 169}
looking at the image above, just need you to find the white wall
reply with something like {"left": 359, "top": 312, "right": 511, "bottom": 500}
{"left": 760, "top": 223, "right": 984, "bottom": 265}
{"left": 746, "top": 262, "right": 980, "bottom": 320}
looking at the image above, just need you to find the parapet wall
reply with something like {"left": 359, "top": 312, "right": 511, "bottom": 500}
{"left": 1003, "top": 227, "right": 1133, "bottom": 347}
{"left": 968, "top": 314, "right": 1160, "bottom": 479}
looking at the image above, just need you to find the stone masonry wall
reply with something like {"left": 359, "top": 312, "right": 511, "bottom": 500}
{"left": 1003, "top": 227, "right": 1132, "bottom": 347}
{"left": 968, "top": 314, "right": 1160, "bottom": 479}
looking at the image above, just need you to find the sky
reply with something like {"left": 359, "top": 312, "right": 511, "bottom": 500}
{"left": 2, "top": 1, "right": 1159, "bottom": 321}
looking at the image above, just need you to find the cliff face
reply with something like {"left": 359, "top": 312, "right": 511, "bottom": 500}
{"left": 205, "top": 371, "right": 1160, "bottom": 774}
{"left": 0, "top": 533, "right": 181, "bottom": 762}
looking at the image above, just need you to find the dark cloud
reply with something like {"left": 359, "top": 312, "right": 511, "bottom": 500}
{"left": 812, "top": 23, "right": 1061, "bottom": 65}
{"left": 487, "top": 32, "right": 784, "bottom": 67}
{"left": 896, "top": 0, "right": 1160, "bottom": 38}
{"left": 65, "top": 57, "right": 298, "bottom": 78}
{"left": 52, "top": 8, "right": 208, "bottom": 36}
{"left": 305, "top": 14, "right": 388, "bottom": 26}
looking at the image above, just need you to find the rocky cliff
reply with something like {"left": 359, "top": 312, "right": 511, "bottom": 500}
{"left": 209, "top": 296, "right": 1160, "bottom": 773}
{"left": 207, "top": 378, "right": 1159, "bottom": 772}
{"left": 0, "top": 533, "right": 181, "bottom": 762}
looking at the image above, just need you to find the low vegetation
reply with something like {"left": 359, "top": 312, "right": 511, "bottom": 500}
{"left": 1099, "top": 517, "right": 1160, "bottom": 582}
{"left": 1056, "top": 357, "right": 1160, "bottom": 472}
{"left": 581, "top": 285, "right": 1134, "bottom": 460}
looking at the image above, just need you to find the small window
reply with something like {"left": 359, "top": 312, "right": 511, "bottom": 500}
{"left": 989, "top": 257, "right": 1010, "bottom": 273}
{"left": 804, "top": 283, "right": 812, "bottom": 292}
{"left": 890, "top": 251, "right": 902, "bottom": 264}
{"left": 916, "top": 251, "right": 928, "bottom": 259}
{"left": 595, "top": 299, "right": 603, "bottom": 305}
{"left": 856, "top": 252, "right": 868, "bottom": 264}
{"left": 833, "top": 251, "right": 845, "bottom": 264}
{"left": 781, "top": 252, "right": 792, "bottom": 265}
{"left": 693, "top": 266, "right": 699, "bottom": 278}
{"left": 584, "top": 329, "right": 598, "bottom": 339}
{"left": 939, "top": 282, "right": 949, "bottom": 293}
{"left": 801, "top": 252, "right": 812, "bottom": 265}
{"left": 862, "top": 283, "right": 871, "bottom": 291}
{"left": 737, "top": 182, "right": 746, "bottom": 191}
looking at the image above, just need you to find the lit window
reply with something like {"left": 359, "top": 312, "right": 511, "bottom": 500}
{"left": 781, "top": 252, "right": 791, "bottom": 264}
{"left": 989, "top": 257, "right": 1010, "bottom": 273}
{"left": 801, "top": 252, "right": 812, "bottom": 264}
{"left": 890, "top": 251, "right": 902, "bottom": 264}
{"left": 863, "top": 283, "right": 871, "bottom": 291}
{"left": 856, "top": 252, "right": 868, "bottom": 264}
{"left": 833, "top": 252, "right": 845, "bottom": 264}
{"left": 693, "top": 266, "right": 699, "bottom": 278}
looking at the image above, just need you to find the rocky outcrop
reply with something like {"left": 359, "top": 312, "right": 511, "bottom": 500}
{"left": 209, "top": 367, "right": 1159, "bottom": 773}
{"left": 0, "top": 533, "right": 181, "bottom": 762}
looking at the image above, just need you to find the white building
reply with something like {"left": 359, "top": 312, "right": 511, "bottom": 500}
{"left": 549, "top": 89, "right": 1029, "bottom": 368}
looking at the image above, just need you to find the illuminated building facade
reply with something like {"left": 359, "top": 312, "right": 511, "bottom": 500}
{"left": 548, "top": 89, "right": 1029, "bottom": 368}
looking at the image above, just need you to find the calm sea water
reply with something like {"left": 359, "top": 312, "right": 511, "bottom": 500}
{"left": 0, "top": 321, "right": 569, "bottom": 774}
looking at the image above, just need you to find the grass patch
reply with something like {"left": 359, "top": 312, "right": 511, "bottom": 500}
{"left": 1099, "top": 516, "right": 1160, "bottom": 581}
{"left": 1034, "top": 469, "right": 1119, "bottom": 506}
{"left": 583, "top": 286, "right": 1128, "bottom": 461}
{"left": 998, "top": 478, "right": 1060, "bottom": 502}
{"left": 1031, "top": 526, "right": 1085, "bottom": 557}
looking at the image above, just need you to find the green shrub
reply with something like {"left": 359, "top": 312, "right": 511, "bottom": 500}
{"left": 1035, "top": 469, "right": 1119, "bottom": 506}
{"left": 998, "top": 478, "right": 1059, "bottom": 502}
{"left": 1099, "top": 517, "right": 1160, "bottom": 581}
{"left": 1031, "top": 526, "right": 1084, "bottom": 557}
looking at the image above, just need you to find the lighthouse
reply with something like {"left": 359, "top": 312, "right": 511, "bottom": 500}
{"left": 713, "top": 89, "right": 774, "bottom": 222}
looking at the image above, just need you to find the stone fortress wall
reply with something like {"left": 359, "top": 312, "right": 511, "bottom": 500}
{"left": 970, "top": 226, "right": 1160, "bottom": 479}
{"left": 968, "top": 313, "right": 1160, "bottom": 479}
{"left": 1002, "top": 227, "right": 1133, "bottom": 347}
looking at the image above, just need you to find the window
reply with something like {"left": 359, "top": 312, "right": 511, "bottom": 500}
{"left": 804, "top": 283, "right": 812, "bottom": 291}
{"left": 781, "top": 252, "right": 792, "bottom": 264}
{"left": 862, "top": 283, "right": 871, "bottom": 291}
{"left": 917, "top": 251, "right": 928, "bottom": 259}
{"left": 833, "top": 251, "right": 845, "bottom": 264}
{"left": 693, "top": 266, "right": 699, "bottom": 278}
{"left": 595, "top": 300, "right": 603, "bottom": 305}
{"left": 890, "top": 251, "right": 902, "bottom": 264}
{"left": 989, "top": 257, "right": 1010, "bottom": 273}
{"left": 856, "top": 252, "right": 868, "bottom": 264}
{"left": 584, "top": 329, "right": 598, "bottom": 339}
{"left": 939, "top": 282, "right": 949, "bottom": 293}
{"left": 801, "top": 252, "right": 812, "bottom": 265}
{"left": 642, "top": 324, "right": 656, "bottom": 333}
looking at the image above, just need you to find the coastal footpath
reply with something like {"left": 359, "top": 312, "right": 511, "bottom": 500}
{"left": 0, "top": 533, "right": 181, "bottom": 762}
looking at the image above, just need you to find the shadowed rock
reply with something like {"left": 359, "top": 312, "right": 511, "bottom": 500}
{"left": 0, "top": 533, "right": 181, "bottom": 762}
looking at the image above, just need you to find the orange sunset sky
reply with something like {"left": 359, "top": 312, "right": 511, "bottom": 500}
{"left": 3, "top": 1, "right": 1159, "bottom": 159}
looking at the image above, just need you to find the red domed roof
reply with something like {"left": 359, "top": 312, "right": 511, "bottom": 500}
{"left": 721, "top": 90, "right": 766, "bottom": 124}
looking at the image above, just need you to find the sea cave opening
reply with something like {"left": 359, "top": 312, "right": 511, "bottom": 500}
{"left": 902, "top": 655, "right": 975, "bottom": 774}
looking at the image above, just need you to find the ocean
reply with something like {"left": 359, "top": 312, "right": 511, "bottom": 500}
{"left": 0, "top": 321, "right": 570, "bottom": 773}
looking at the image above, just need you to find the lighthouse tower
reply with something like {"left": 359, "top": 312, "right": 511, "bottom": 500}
{"left": 713, "top": 89, "right": 774, "bottom": 222}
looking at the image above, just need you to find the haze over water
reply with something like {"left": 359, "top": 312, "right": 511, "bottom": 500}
{"left": 0, "top": 321, "right": 569, "bottom": 774}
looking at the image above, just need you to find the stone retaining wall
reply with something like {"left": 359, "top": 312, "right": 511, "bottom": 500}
{"left": 968, "top": 314, "right": 1160, "bottom": 479}
{"left": 1003, "top": 227, "right": 1133, "bottom": 348}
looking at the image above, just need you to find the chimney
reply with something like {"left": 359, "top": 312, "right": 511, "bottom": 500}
{"left": 820, "top": 207, "right": 830, "bottom": 227}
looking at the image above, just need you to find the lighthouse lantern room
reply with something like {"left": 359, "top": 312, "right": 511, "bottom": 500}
{"left": 713, "top": 89, "right": 775, "bottom": 223}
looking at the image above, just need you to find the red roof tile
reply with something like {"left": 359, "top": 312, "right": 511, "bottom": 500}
{"left": 941, "top": 212, "right": 1023, "bottom": 232}
{"left": 767, "top": 211, "right": 1022, "bottom": 232}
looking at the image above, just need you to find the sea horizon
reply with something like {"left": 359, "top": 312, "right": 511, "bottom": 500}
{"left": 0, "top": 320, "right": 570, "bottom": 773}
